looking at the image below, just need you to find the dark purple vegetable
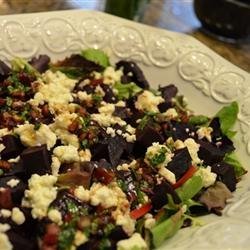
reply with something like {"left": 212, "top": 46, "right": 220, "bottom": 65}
{"left": 29, "top": 55, "right": 50, "bottom": 73}
{"left": 116, "top": 60, "right": 149, "bottom": 89}
{"left": 198, "top": 140, "right": 225, "bottom": 165}
{"left": 101, "top": 84, "right": 118, "bottom": 103}
{"left": 167, "top": 148, "right": 192, "bottom": 180}
{"left": 20, "top": 145, "right": 51, "bottom": 177}
{"left": 109, "top": 226, "right": 128, "bottom": 241}
{"left": 0, "top": 176, "right": 26, "bottom": 205}
{"left": 0, "top": 60, "right": 11, "bottom": 81}
{"left": 0, "top": 135, "right": 24, "bottom": 160}
{"left": 211, "top": 162, "right": 237, "bottom": 192}
{"left": 151, "top": 182, "right": 181, "bottom": 211}
{"left": 158, "top": 84, "right": 178, "bottom": 112}
{"left": 113, "top": 107, "right": 131, "bottom": 120}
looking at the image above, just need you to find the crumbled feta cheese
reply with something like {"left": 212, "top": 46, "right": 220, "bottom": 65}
{"left": 91, "top": 102, "right": 126, "bottom": 127}
{"left": 0, "top": 224, "right": 10, "bottom": 233}
{"left": 6, "top": 179, "right": 20, "bottom": 188}
{"left": 53, "top": 145, "right": 79, "bottom": 163}
{"left": 115, "top": 101, "right": 126, "bottom": 107}
{"left": 90, "top": 183, "right": 118, "bottom": 208}
{"left": 183, "top": 138, "right": 201, "bottom": 164}
{"left": 0, "top": 144, "right": 5, "bottom": 154}
{"left": 174, "top": 139, "right": 185, "bottom": 150}
{"left": 77, "top": 91, "right": 92, "bottom": 102}
{"left": 106, "top": 127, "right": 116, "bottom": 137}
{"left": 116, "top": 213, "right": 135, "bottom": 236}
{"left": 195, "top": 166, "right": 217, "bottom": 188}
{"left": 11, "top": 207, "right": 25, "bottom": 225}
{"left": 122, "top": 133, "right": 136, "bottom": 143}
{"left": 196, "top": 127, "right": 213, "bottom": 142}
{"left": 117, "top": 160, "right": 137, "bottom": 171}
{"left": 14, "top": 123, "right": 56, "bottom": 150}
{"left": 135, "top": 90, "right": 164, "bottom": 113}
{"left": 51, "top": 156, "right": 61, "bottom": 176}
{"left": 145, "top": 142, "right": 172, "bottom": 168}
{"left": 126, "top": 125, "right": 136, "bottom": 135}
{"left": 103, "top": 66, "right": 123, "bottom": 85}
{"left": 0, "top": 128, "right": 11, "bottom": 138}
{"left": 0, "top": 209, "right": 11, "bottom": 218}
{"left": 50, "top": 113, "right": 79, "bottom": 147}
{"left": 8, "top": 156, "right": 20, "bottom": 163}
{"left": 116, "top": 129, "right": 123, "bottom": 135}
{"left": 144, "top": 217, "right": 156, "bottom": 229}
{"left": 74, "top": 186, "right": 90, "bottom": 202}
{"left": 93, "top": 71, "right": 102, "bottom": 80}
{"left": 158, "top": 166, "right": 176, "bottom": 184}
{"left": 29, "top": 70, "right": 77, "bottom": 106}
{"left": 24, "top": 174, "right": 57, "bottom": 219}
{"left": 0, "top": 232, "right": 12, "bottom": 250}
{"left": 74, "top": 231, "right": 88, "bottom": 246}
{"left": 163, "top": 108, "right": 178, "bottom": 119}
{"left": 117, "top": 233, "right": 148, "bottom": 250}
{"left": 48, "top": 209, "right": 62, "bottom": 225}
{"left": 95, "top": 85, "right": 105, "bottom": 97}
{"left": 79, "top": 149, "right": 91, "bottom": 162}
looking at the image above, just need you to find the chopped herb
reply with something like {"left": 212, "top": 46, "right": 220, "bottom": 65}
{"left": 6, "top": 97, "right": 12, "bottom": 107}
{"left": 34, "top": 123, "right": 41, "bottom": 130}
{"left": 98, "top": 238, "right": 112, "bottom": 250}
{"left": 117, "top": 179, "right": 127, "bottom": 192}
{"left": 58, "top": 222, "right": 76, "bottom": 250}
{"left": 138, "top": 112, "right": 157, "bottom": 130}
{"left": 103, "top": 223, "right": 115, "bottom": 236}
{"left": 189, "top": 115, "right": 210, "bottom": 126}
{"left": 92, "top": 94, "right": 103, "bottom": 103}
{"left": 79, "top": 116, "right": 90, "bottom": 131}
{"left": 150, "top": 147, "right": 167, "bottom": 167}
{"left": 80, "top": 139, "right": 89, "bottom": 149}
{"left": 66, "top": 200, "right": 79, "bottom": 214}
{"left": 0, "top": 169, "right": 4, "bottom": 176}
{"left": 114, "top": 82, "right": 142, "bottom": 100}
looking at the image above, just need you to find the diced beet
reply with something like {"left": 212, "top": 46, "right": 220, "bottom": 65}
{"left": 29, "top": 55, "right": 50, "bottom": 73}
{"left": 20, "top": 145, "right": 51, "bottom": 177}
{"left": 91, "top": 139, "right": 109, "bottom": 162}
{"left": 3, "top": 162, "right": 25, "bottom": 178}
{"left": 93, "top": 167, "right": 114, "bottom": 184}
{"left": 188, "top": 205, "right": 209, "bottom": 216}
{"left": 151, "top": 182, "right": 181, "bottom": 211}
{"left": 116, "top": 60, "right": 149, "bottom": 89}
{"left": 159, "top": 84, "right": 178, "bottom": 103}
{"left": 158, "top": 102, "right": 172, "bottom": 113}
{"left": 7, "top": 231, "right": 38, "bottom": 250}
{"left": 136, "top": 125, "right": 164, "bottom": 149}
{"left": 166, "top": 121, "right": 197, "bottom": 141}
{"left": 0, "top": 187, "right": 13, "bottom": 209}
{"left": 0, "top": 176, "right": 26, "bottom": 205}
{"left": 98, "top": 159, "right": 112, "bottom": 169}
{"left": 0, "top": 60, "right": 11, "bottom": 81}
{"left": 167, "top": 148, "right": 192, "bottom": 180}
{"left": 209, "top": 118, "right": 222, "bottom": 139}
{"left": 218, "top": 136, "right": 235, "bottom": 154}
{"left": 101, "top": 84, "right": 118, "bottom": 103}
{"left": 54, "top": 54, "right": 103, "bottom": 73}
{"left": 1, "top": 135, "right": 24, "bottom": 160}
{"left": 109, "top": 226, "right": 128, "bottom": 240}
{"left": 211, "top": 162, "right": 237, "bottom": 191}
{"left": 198, "top": 140, "right": 225, "bottom": 165}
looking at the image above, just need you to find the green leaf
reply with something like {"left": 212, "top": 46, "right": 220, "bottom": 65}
{"left": 224, "top": 152, "right": 247, "bottom": 178}
{"left": 58, "top": 222, "right": 76, "bottom": 250}
{"left": 189, "top": 115, "right": 210, "bottom": 126}
{"left": 151, "top": 209, "right": 184, "bottom": 248}
{"left": 215, "top": 102, "right": 239, "bottom": 138}
{"left": 11, "top": 58, "right": 40, "bottom": 77}
{"left": 51, "top": 66, "right": 85, "bottom": 79}
{"left": 176, "top": 175, "right": 203, "bottom": 202}
{"left": 149, "top": 147, "right": 167, "bottom": 167}
{"left": 114, "top": 82, "right": 142, "bottom": 100}
{"left": 81, "top": 48, "right": 110, "bottom": 68}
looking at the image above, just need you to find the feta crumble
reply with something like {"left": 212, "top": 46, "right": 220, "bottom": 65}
{"left": 11, "top": 207, "right": 25, "bottom": 225}
{"left": 135, "top": 90, "right": 164, "bottom": 113}
{"left": 48, "top": 209, "right": 62, "bottom": 225}
{"left": 195, "top": 166, "right": 217, "bottom": 188}
{"left": 6, "top": 179, "right": 20, "bottom": 188}
{"left": 117, "top": 233, "right": 148, "bottom": 250}
{"left": 74, "top": 186, "right": 90, "bottom": 202}
{"left": 196, "top": 126, "right": 213, "bottom": 142}
{"left": 53, "top": 145, "right": 79, "bottom": 163}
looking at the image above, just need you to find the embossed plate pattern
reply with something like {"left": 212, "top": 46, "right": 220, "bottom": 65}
{"left": 0, "top": 10, "right": 249, "bottom": 250}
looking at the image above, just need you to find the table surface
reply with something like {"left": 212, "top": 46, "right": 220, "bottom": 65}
{"left": 1, "top": 0, "right": 249, "bottom": 72}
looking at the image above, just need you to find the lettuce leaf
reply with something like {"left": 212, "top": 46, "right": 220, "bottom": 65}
{"left": 215, "top": 102, "right": 239, "bottom": 138}
{"left": 81, "top": 48, "right": 110, "bottom": 68}
{"left": 11, "top": 58, "right": 40, "bottom": 77}
{"left": 114, "top": 82, "right": 142, "bottom": 99}
{"left": 151, "top": 209, "right": 184, "bottom": 248}
{"left": 224, "top": 152, "right": 247, "bottom": 178}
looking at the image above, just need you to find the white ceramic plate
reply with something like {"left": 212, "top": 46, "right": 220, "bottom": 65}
{"left": 0, "top": 10, "right": 250, "bottom": 250}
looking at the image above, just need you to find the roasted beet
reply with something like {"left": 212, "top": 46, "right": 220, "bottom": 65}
{"left": 211, "top": 162, "right": 237, "bottom": 191}
{"left": 167, "top": 148, "right": 192, "bottom": 180}
{"left": 116, "top": 60, "right": 149, "bottom": 89}
{"left": 0, "top": 60, "right": 11, "bottom": 81}
{"left": 93, "top": 167, "right": 114, "bottom": 185}
{"left": 158, "top": 84, "right": 178, "bottom": 112}
{"left": 0, "top": 135, "right": 24, "bottom": 160}
{"left": 113, "top": 107, "right": 131, "bottom": 120}
{"left": 0, "top": 176, "right": 26, "bottom": 205}
{"left": 0, "top": 187, "right": 13, "bottom": 209}
{"left": 151, "top": 182, "right": 181, "bottom": 211}
{"left": 29, "top": 55, "right": 50, "bottom": 73}
{"left": 101, "top": 84, "right": 118, "bottom": 103}
{"left": 198, "top": 140, "right": 225, "bottom": 165}
{"left": 20, "top": 145, "right": 51, "bottom": 177}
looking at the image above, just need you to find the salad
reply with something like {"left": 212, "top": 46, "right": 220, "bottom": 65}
{"left": 0, "top": 49, "right": 247, "bottom": 250}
